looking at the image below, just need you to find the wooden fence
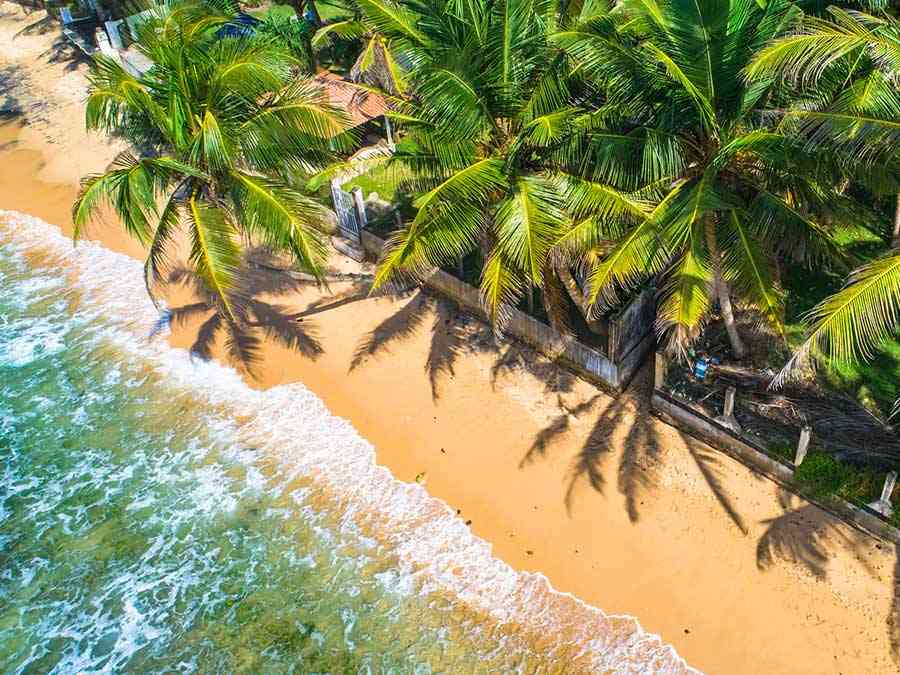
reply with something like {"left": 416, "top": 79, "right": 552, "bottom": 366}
{"left": 650, "top": 352, "right": 900, "bottom": 544}
{"left": 360, "top": 230, "right": 654, "bottom": 391}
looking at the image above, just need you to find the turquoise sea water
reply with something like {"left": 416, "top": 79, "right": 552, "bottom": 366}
{"left": 0, "top": 210, "right": 695, "bottom": 674}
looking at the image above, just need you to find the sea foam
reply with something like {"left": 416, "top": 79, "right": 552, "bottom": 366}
{"left": 0, "top": 209, "right": 700, "bottom": 674}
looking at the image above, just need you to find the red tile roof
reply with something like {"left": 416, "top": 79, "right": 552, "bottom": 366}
{"left": 314, "top": 72, "right": 388, "bottom": 127}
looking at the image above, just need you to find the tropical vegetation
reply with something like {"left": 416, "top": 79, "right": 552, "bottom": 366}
{"left": 73, "top": 0, "right": 349, "bottom": 362}
{"left": 747, "top": 6, "right": 900, "bottom": 393}
{"left": 334, "top": 0, "right": 893, "bottom": 365}
{"left": 75, "top": 0, "right": 900, "bottom": 414}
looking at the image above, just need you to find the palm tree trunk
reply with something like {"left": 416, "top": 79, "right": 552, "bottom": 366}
{"left": 558, "top": 266, "right": 604, "bottom": 334}
{"left": 892, "top": 193, "right": 900, "bottom": 249}
{"left": 704, "top": 216, "right": 746, "bottom": 359}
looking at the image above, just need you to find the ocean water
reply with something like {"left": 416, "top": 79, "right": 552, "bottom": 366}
{"left": 0, "top": 210, "right": 697, "bottom": 674}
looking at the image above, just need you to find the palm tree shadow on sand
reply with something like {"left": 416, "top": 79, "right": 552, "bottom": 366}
{"left": 756, "top": 487, "right": 900, "bottom": 667}
{"left": 348, "top": 290, "right": 579, "bottom": 401}
{"left": 527, "top": 380, "right": 900, "bottom": 663}
{"left": 523, "top": 372, "right": 749, "bottom": 531}
{"left": 150, "top": 255, "right": 325, "bottom": 377}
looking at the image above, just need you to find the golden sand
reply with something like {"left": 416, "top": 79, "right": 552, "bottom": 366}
{"left": 1, "top": 4, "right": 898, "bottom": 672}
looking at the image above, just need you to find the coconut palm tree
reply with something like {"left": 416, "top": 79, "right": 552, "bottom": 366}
{"left": 550, "top": 0, "right": 879, "bottom": 360}
{"left": 73, "top": 0, "right": 348, "bottom": 333}
{"left": 746, "top": 5, "right": 900, "bottom": 382}
{"left": 310, "top": 0, "right": 422, "bottom": 95}
{"left": 352, "top": 0, "right": 648, "bottom": 331}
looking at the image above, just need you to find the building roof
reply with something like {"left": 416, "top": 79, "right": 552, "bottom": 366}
{"left": 313, "top": 73, "right": 388, "bottom": 127}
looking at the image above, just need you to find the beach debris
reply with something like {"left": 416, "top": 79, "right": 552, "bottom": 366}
{"left": 465, "top": 519, "right": 472, "bottom": 526}
{"left": 415, "top": 471, "right": 427, "bottom": 484}
{"left": 526, "top": 550, "right": 533, "bottom": 556}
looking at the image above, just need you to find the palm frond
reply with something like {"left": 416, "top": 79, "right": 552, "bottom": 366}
{"left": 778, "top": 252, "right": 900, "bottom": 385}
{"left": 187, "top": 196, "right": 241, "bottom": 318}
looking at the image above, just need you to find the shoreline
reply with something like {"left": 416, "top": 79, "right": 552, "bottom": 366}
{"left": 2, "top": 4, "right": 899, "bottom": 673}
{"left": 0, "top": 207, "right": 695, "bottom": 672}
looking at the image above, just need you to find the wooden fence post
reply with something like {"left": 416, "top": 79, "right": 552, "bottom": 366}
{"left": 654, "top": 352, "right": 667, "bottom": 390}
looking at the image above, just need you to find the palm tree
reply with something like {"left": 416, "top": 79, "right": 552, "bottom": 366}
{"left": 550, "top": 0, "right": 878, "bottom": 360}
{"left": 350, "top": 0, "right": 645, "bottom": 332}
{"left": 309, "top": 0, "right": 417, "bottom": 94}
{"left": 73, "top": 0, "right": 349, "bottom": 336}
{"left": 746, "top": 5, "right": 900, "bottom": 383}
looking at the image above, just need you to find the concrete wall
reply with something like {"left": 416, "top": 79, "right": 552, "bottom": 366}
{"left": 360, "top": 230, "right": 648, "bottom": 390}
{"left": 651, "top": 387, "right": 900, "bottom": 545}
{"left": 608, "top": 287, "right": 655, "bottom": 360}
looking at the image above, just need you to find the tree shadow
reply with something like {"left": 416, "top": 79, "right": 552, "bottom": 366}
{"left": 524, "top": 386, "right": 748, "bottom": 530}
{"left": 0, "top": 64, "right": 24, "bottom": 118}
{"left": 41, "top": 34, "right": 92, "bottom": 73}
{"left": 489, "top": 342, "right": 578, "bottom": 395}
{"left": 676, "top": 429, "right": 750, "bottom": 534}
{"left": 348, "top": 289, "right": 430, "bottom": 371}
{"left": 154, "top": 259, "right": 324, "bottom": 377}
{"left": 348, "top": 291, "right": 502, "bottom": 400}
{"left": 757, "top": 487, "right": 900, "bottom": 667}
{"left": 755, "top": 491, "right": 869, "bottom": 580}
{"left": 14, "top": 13, "right": 56, "bottom": 37}
{"left": 296, "top": 281, "right": 372, "bottom": 319}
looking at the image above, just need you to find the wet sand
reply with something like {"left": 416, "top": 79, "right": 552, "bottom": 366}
{"left": 2, "top": 4, "right": 899, "bottom": 673}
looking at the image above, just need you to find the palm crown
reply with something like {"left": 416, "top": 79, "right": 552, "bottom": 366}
{"left": 747, "top": 5, "right": 900, "bottom": 382}
{"left": 73, "top": 0, "right": 349, "bottom": 320}
{"left": 553, "top": 0, "right": 881, "bottom": 359}
{"left": 361, "top": 0, "right": 647, "bottom": 329}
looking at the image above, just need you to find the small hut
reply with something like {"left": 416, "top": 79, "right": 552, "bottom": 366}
{"left": 313, "top": 73, "right": 393, "bottom": 148}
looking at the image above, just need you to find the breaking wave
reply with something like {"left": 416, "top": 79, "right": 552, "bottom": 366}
{"left": 0, "top": 209, "right": 698, "bottom": 673}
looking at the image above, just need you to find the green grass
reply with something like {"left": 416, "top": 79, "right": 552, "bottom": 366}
{"left": 342, "top": 166, "right": 402, "bottom": 204}
{"left": 791, "top": 451, "right": 900, "bottom": 526}
{"left": 793, "top": 452, "right": 882, "bottom": 502}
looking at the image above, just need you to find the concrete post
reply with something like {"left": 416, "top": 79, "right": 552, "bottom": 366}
{"left": 794, "top": 426, "right": 811, "bottom": 467}
{"left": 869, "top": 471, "right": 897, "bottom": 518}
{"left": 384, "top": 114, "right": 396, "bottom": 151}
{"left": 351, "top": 187, "right": 367, "bottom": 238}
{"left": 105, "top": 19, "right": 125, "bottom": 50}
{"left": 654, "top": 352, "right": 667, "bottom": 390}
{"left": 881, "top": 471, "right": 897, "bottom": 503}
{"left": 394, "top": 211, "right": 404, "bottom": 229}
{"left": 715, "top": 385, "right": 742, "bottom": 434}
{"left": 723, "top": 386, "right": 736, "bottom": 417}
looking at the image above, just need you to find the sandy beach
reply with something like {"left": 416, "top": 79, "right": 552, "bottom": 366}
{"left": 1, "top": 4, "right": 899, "bottom": 673}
